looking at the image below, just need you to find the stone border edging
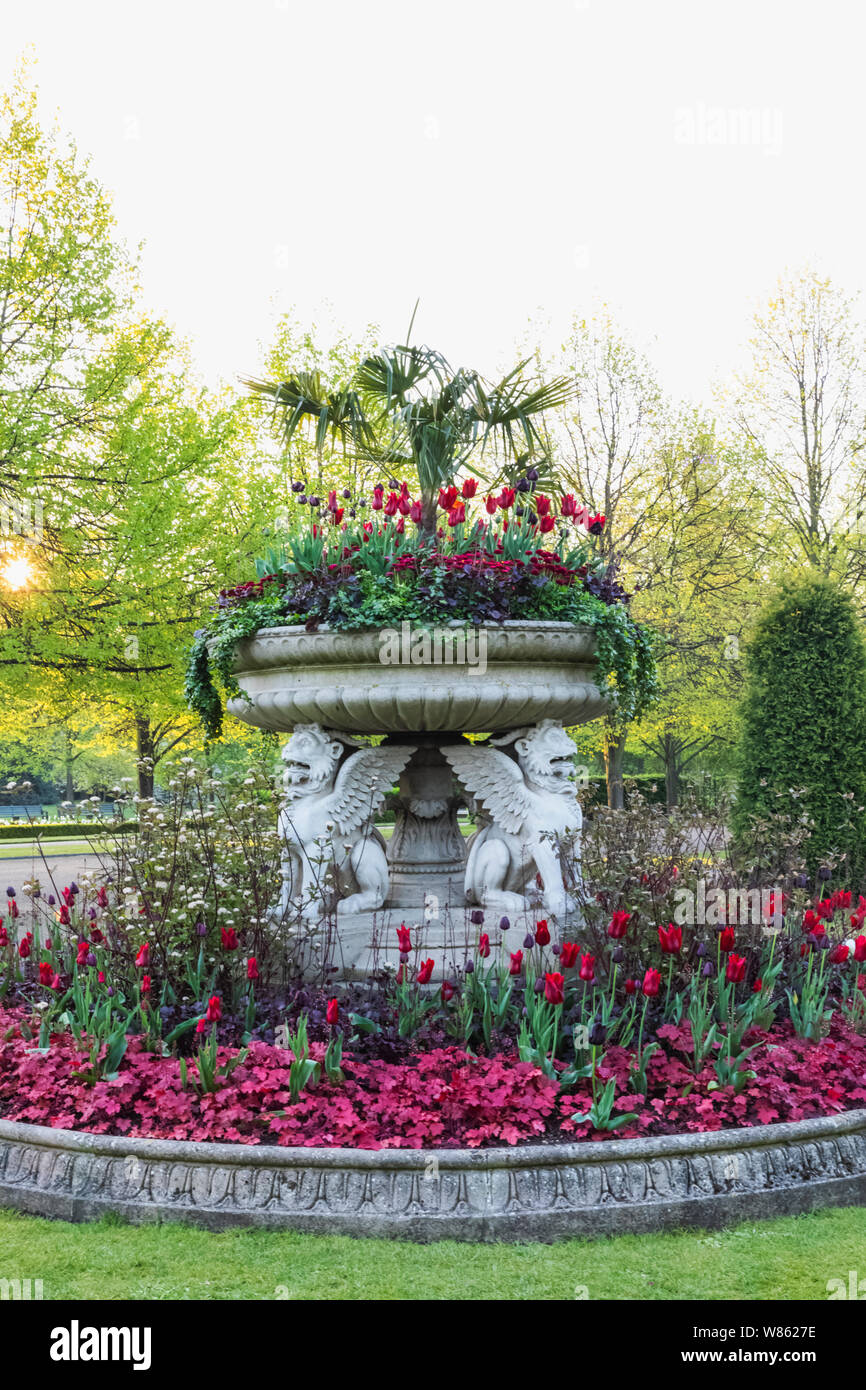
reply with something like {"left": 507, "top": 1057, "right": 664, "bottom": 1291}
{"left": 1, "top": 1109, "right": 864, "bottom": 1241}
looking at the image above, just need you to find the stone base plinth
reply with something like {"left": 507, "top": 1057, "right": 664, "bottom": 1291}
{"left": 2, "top": 1110, "right": 864, "bottom": 1241}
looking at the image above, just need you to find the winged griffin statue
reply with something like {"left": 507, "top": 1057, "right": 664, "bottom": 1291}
{"left": 445, "top": 720, "right": 582, "bottom": 920}
{"left": 276, "top": 724, "right": 415, "bottom": 920}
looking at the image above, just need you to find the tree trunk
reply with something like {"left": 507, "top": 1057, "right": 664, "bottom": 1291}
{"left": 135, "top": 715, "right": 155, "bottom": 798}
{"left": 662, "top": 734, "right": 682, "bottom": 809}
{"left": 603, "top": 728, "right": 627, "bottom": 810}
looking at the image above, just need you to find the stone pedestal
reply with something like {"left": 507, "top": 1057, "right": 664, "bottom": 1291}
{"left": 227, "top": 622, "right": 610, "bottom": 977}
{"left": 385, "top": 740, "right": 466, "bottom": 912}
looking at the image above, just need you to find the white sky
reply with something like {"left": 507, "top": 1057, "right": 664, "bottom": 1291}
{"left": 2, "top": 0, "right": 865, "bottom": 406}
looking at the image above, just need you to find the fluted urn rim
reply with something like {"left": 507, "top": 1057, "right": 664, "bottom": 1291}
{"left": 229, "top": 619, "right": 600, "bottom": 670}
{"left": 226, "top": 620, "right": 610, "bottom": 735}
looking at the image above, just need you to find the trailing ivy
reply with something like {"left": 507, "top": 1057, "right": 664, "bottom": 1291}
{"left": 186, "top": 568, "right": 658, "bottom": 740}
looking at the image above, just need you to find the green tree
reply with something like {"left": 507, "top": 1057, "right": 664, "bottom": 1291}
{"left": 0, "top": 57, "right": 134, "bottom": 532}
{"left": 732, "top": 574, "right": 866, "bottom": 881}
{"left": 727, "top": 268, "right": 866, "bottom": 584}
{"left": 544, "top": 311, "right": 665, "bottom": 805}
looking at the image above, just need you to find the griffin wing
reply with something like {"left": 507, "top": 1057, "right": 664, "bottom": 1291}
{"left": 329, "top": 744, "right": 416, "bottom": 835}
{"left": 444, "top": 744, "right": 533, "bottom": 835}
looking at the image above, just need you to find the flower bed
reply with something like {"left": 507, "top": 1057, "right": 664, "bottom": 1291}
{"left": 2, "top": 1007, "right": 865, "bottom": 1151}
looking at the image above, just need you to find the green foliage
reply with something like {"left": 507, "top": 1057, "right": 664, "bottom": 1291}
{"left": 733, "top": 575, "right": 866, "bottom": 881}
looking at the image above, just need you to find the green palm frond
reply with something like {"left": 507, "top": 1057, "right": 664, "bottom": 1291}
{"left": 246, "top": 336, "right": 577, "bottom": 523}
{"left": 243, "top": 372, "right": 376, "bottom": 454}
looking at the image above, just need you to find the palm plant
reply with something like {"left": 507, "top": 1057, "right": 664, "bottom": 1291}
{"left": 245, "top": 338, "right": 575, "bottom": 533}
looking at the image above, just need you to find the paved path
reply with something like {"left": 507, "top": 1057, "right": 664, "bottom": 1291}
{"left": 1, "top": 851, "right": 112, "bottom": 901}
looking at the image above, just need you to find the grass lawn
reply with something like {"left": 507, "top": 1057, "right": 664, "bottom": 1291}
{"left": 0, "top": 839, "right": 95, "bottom": 859}
{"left": 1, "top": 1205, "right": 863, "bottom": 1300}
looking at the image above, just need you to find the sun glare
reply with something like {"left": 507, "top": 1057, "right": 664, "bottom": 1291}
{"left": 1, "top": 557, "right": 33, "bottom": 590}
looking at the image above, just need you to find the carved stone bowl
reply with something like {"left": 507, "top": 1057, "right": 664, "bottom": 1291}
{"left": 227, "top": 621, "right": 609, "bottom": 735}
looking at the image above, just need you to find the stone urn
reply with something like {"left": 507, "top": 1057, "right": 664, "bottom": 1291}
{"left": 227, "top": 621, "right": 610, "bottom": 975}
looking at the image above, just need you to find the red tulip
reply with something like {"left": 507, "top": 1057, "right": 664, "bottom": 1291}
{"left": 608, "top": 910, "right": 630, "bottom": 939}
{"left": 858, "top": 975, "right": 866, "bottom": 993}
{"left": 417, "top": 958, "right": 434, "bottom": 984}
{"left": 326, "top": 997, "right": 339, "bottom": 1024}
{"left": 396, "top": 924, "right": 412, "bottom": 953}
{"left": 560, "top": 493, "right": 578, "bottom": 518}
{"left": 447, "top": 502, "right": 466, "bottom": 527}
{"left": 98, "top": 970, "right": 105, "bottom": 983}
{"left": 220, "top": 927, "right": 238, "bottom": 951}
{"left": 38, "top": 961, "right": 53, "bottom": 985}
{"left": 135, "top": 942, "right": 150, "bottom": 968}
{"left": 58, "top": 905, "right": 70, "bottom": 925}
{"left": 658, "top": 923, "right": 682, "bottom": 954}
{"left": 0, "top": 926, "right": 7, "bottom": 948}
{"left": 484, "top": 495, "right": 498, "bottom": 515}
{"left": 642, "top": 967, "right": 661, "bottom": 997}
{"left": 535, "top": 494, "right": 551, "bottom": 517}
{"left": 97, "top": 886, "right": 109, "bottom": 908}
{"left": 205, "top": 995, "right": 221, "bottom": 1023}
{"left": 509, "top": 950, "right": 523, "bottom": 976}
{"left": 544, "top": 972, "right": 565, "bottom": 1005}
{"left": 195, "top": 1016, "right": 208, "bottom": 1034}
{"left": 560, "top": 941, "right": 579, "bottom": 968}
{"left": 535, "top": 920, "right": 550, "bottom": 947}
{"left": 829, "top": 943, "right": 850, "bottom": 965}
{"left": 247, "top": 956, "right": 259, "bottom": 981}
{"left": 624, "top": 978, "right": 636, "bottom": 995}
{"left": 461, "top": 478, "right": 478, "bottom": 499}
{"left": 802, "top": 909, "right": 821, "bottom": 934}
{"left": 438, "top": 485, "right": 458, "bottom": 511}
{"left": 725, "top": 954, "right": 747, "bottom": 983}
{"left": 579, "top": 952, "right": 595, "bottom": 982}
{"left": 497, "top": 487, "right": 516, "bottom": 510}
{"left": 855, "top": 936, "right": 866, "bottom": 962}
{"left": 9, "top": 899, "right": 19, "bottom": 919}
{"left": 478, "top": 933, "right": 490, "bottom": 959}
{"left": 719, "top": 926, "right": 736, "bottom": 953}
{"left": 409, "top": 500, "right": 423, "bottom": 523}
{"left": 752, "top": 977, "right": 763, "bottom": 994}
{"left": 441, "top": 980, "right": 455, "bottom": 1002}
{"left": 141, "top": 974, "right": 151, "bottom": 994}
{"left": 76, "top": 940, "right": 89, "bottom": 965}
{"left": 538, "top": 514, "right": 556, "bottom": 533}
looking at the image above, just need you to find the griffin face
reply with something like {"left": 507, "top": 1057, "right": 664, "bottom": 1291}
{"left": 512, "top": 721, "right": 578, "bottom": 795}
{"left": 282, "top": 724, "right": 346, "bottom": 796}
